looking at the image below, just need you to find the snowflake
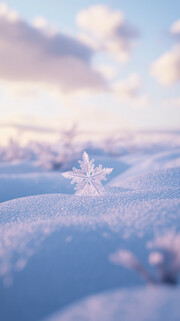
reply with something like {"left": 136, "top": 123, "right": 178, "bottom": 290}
{"left": 62, "top": 151, "right": 113, "bottom": 196}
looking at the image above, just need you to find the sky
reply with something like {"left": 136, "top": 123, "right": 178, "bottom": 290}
{"left": 0, "top": 0, "right": 180, "bottom": 143}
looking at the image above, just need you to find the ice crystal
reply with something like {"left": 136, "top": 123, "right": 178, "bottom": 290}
{"left": 62, "top": 151, "right": 113, "bottom": 196}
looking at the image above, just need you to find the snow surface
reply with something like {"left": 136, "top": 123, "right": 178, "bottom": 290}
{"left": 109, "top": 147, "right": 180, "bottom": 186}
{"left": 0, "top": 172, "right": 73, "bottom": 203}
{"left": 45, "top": 286, "right": 180, "bottom": 321}
{"left": 0, "top": 143, "right": 180, "bottom": 321}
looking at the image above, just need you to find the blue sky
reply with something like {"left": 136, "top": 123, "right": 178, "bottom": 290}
{"left": 0, "top": 0, "right": 180, "bottom": 141}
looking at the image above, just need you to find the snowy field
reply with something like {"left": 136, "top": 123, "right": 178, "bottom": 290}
{"left": 0, "top": 131, "right": 180, "bottom": 321}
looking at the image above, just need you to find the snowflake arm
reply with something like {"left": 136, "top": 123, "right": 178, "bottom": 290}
{"left": 62, "top": 151, "right": 113, "bottom": 196}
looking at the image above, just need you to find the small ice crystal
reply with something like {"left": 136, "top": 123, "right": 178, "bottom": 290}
{"left": 62, "top": 151, "right": 113, "bottom": 196}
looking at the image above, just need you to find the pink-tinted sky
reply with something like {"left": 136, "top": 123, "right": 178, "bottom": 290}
{"left": 0, "top": 1, "right": 180, "bottom": 143}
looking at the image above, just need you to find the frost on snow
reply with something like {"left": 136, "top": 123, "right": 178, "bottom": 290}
{"left": 62, "top": 151, "right": 113, "bottom": 196}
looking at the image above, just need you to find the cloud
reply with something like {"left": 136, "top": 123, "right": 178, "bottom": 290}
{"left": 0, "top": 3, "right": 106, "bottom": 93}
{"left": 112, "top": 73, "right": 149, "bottom": 107}
{"left": 150, "top": 19, "right": 180, "bottom": 87}
{"left": 150, "top": 46, "right": 180, "bottom": 86}
{"left": 0, "top": 2, "right": 19, "bottom": 22}
{"left": 171, "top": 19, "right": 180, "bottom": 41}
{"left": 76, "top": 5, "right": 139, "bottom": 62}
{"left": 32, "top": 16, "right": 58, "bottom": 37}
{"left": 94, "top": 64, "right": 117, "bottom": 80}
{"left": 113, "top": 74, "right": 140, "bottom": 98}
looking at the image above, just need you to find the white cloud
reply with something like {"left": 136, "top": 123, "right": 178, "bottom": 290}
{"left": 150, "top": 20, "right": 180, "bottom": 87}
{"left": 0, "top": 2, "right": 19, "bottom": 22}
{"left": 94, "top": 64, "right": 117, "bottom": 80}
{"left": 170, "top": 19, "right": 180, "bottom": 43}
{"left": 0, "top": 4, "right": 106, "bottom": 93}
{"left": 113, "top": 74, "right": 140, "bottom": 99}
{"left": 77, "top": 5, "right": 125, "bottom": 38}
{"left": 112, "top": 74, "right": 149, "bottom": 107}
{"left": 33, "top": 16, "right": 48, "bottom": 29}
{"left": 76, "top": 5, "right": 139, "bottom": 62}
{"left": 150, "top": 46, "right": 180, "bottom": 86}
{"left": 32, "top": 16, "right": 58, "bottom": 37}
{"left": 171, "top": 19, "right": 180, "bottom": 35}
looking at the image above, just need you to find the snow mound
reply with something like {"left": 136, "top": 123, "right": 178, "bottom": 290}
{"left": 45, "top": 286, "right": 180, "bottom": 321}
{"left": 0, "top": 185, "right": 179, "bottom": 232}
{"left": 116, "top": 167, "right": 180, "bottom": 190}
{"left": 109, "top": 148, "right": 180, "bottom": 186}
{"left": 0, "top": 166, "right": 180, "bottom": 321}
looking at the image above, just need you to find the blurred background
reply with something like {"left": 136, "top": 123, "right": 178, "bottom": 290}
{"left": 0, "top": 0, "right": 180, "bottom": 201}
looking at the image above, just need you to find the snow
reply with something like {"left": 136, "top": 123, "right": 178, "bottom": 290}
{"left": 0, "top": 155, "right": 124, "bottom": 203}
{"left": 113, "top": 167, "right": 180, "bottom": 190}
{"left": 0, "top": 136, "right": 180, "bottom": 321}
{"left": 44, "top": 286, "right": 180, "bottom": 321}
{"left": 0, "top": 172, "right": 73, "bottom": 203}
{"left": 109, "top": 147, "right": 180, "bottom": 186}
